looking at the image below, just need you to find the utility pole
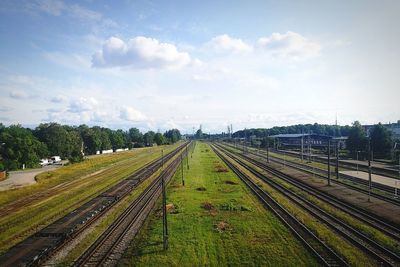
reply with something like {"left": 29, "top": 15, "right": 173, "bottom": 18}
{"left": 186, "top": 145, "right": 189, "bottom": 170}
{"left": 397, "top": 155, "right": 400, "bottom": 198}
{"left": 181, "top": 153, "right": 184, "bottom": 186}
{"left": 309, "top": 141, "right": 312, "bottom": 163}
{"left": 161, "top": 173, "right": 168, "bottom": 250}
{"left": 301, "top": 135, "right": 304, "bottom": 162}
{"left": 266, "top": 137, "right": 270, "bottom": 163}
{"left": 283, "top": 150, "right": 286, "bottom": 169}
{"left": 368, "top": 139, "right": 372, "bottom": 202}
{"left": 356, "top": 150, "right": 360, "bottom": 174}
{"left": 328, "top": 139, "right": 331, "bottom": 186}
{"left": 336, "top": 140, "right": 339, "bottom": 179}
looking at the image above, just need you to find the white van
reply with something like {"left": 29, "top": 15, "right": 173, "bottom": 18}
{"left": 51, "top": 156, "right": 61, "bottom": 163}
{"left": 39, "top": 159, "right": 49, "bottom": 166}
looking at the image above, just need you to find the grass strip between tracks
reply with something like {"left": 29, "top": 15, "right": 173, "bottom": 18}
{"left": 119, "top": 142, "right": 316, "bottom": 266}
{"left": 218, "top": 147, "right": 384, "bottom": 267}
{"left": 224, "top": 144, "right": 400, "bottom": 247}
{"left": 243, "top": 158, "right": 400, "bottom": 256}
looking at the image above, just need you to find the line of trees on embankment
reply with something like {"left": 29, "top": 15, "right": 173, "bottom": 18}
{"left": 233, "top": 123, "right": 351, "bottom": 138}
{"left": 0, "top": 123, "right": 181, "bottom": 171}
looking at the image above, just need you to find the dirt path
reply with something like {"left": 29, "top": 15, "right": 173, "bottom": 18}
{"left": 0, "top": 165, "right": 60, "bottom": 191}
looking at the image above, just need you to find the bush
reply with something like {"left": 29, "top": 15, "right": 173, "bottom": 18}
{"left": 68, "top": 153, "right": 84, "bottom": 164}
{"left": 214, "top": 164, "right": 228, "bottom": 172}
{"left": 133, "top": 143, "right": 144, "bottom": 148}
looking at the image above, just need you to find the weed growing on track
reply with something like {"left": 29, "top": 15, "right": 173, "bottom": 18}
{"left": 120, "top": 142, "right": 317, "bottom": 266}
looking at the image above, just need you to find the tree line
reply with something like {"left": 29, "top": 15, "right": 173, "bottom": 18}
{"left": 346, "top": 121, "right": 396, "bottom": 160}
{"left": 232, "top": 123, "right": 351, "bottom": 139}
{"left": 0, "top": 123, "right": 181, "bottom": 171}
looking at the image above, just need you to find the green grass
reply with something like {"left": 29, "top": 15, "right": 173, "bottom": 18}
{"left": 219, "top": 150, "right": 376, "bottom": 267}
{"left": 0, "top": 143, "right": 181, "bottom": 255}
{"left": 0, "top": 146, "right": 156, "bottom": 207}
{"left": 221, "top": 152, "right": 388, "bottom": 266}
{"left": 119, "top": 142, "right": 317, "bottom": 266}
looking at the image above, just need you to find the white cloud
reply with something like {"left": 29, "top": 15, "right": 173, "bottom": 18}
{"left": 162, "top": 118, "right": 180, "bottom": 129}
{"left": 120, "top": 106, "right": 146, "bottom": 122}
{"left": 92, "top": 36, "right": 192, "bottom": 69}
{"left": 67, "top": 97, "right": 98, "bottom": 113}
{"left": 9, "top": 91, "right": 30, "bottom": 99}
{"left": 206, "top": 34, "right": 252, "bottom": 53}
{"left": 256, "top": 31, "right": 321, "bottom": 60}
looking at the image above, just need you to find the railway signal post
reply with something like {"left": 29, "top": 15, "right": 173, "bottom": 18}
{"left": 368, "top": 139, "right": 372, "bottom": 202}
{"left": 335, "top": 141, "right": 339, "bottom": 179}
{"left": 328, "top": 139, "right": 331, "bottom": 186}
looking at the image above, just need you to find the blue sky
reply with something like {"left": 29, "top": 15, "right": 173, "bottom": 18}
{"left": 0, "top": 0, "right": 399, "bottom": 133}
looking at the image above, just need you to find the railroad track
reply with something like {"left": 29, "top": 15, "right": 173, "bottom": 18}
{"left": 214, "top": 144, "right": 400, "bottom": 266}
{"left": 217, "top": 143, "right": 400, "bottom": 240}
{"left": 0, "top": 150, "right": 161, "bottom": 218}
{"left": 0, "top": 142, "right": 190, "bottom": 267}
{"left": 223, "top": 143, "right": 400, "bottom": 206}
{"left": 73, "top": 149, "right": 184, "bottom": 267}
{"left": 210, "top": 144, "right": 348, "bottom": 266}
{"left": 273, "top": 148, "right": 400, "bottom": 179}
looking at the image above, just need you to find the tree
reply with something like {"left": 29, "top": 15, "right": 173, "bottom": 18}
{"left": 79, "top": 125, "right": 101, "bottom": 155}
{"left": 34, "top": 123, "right": 83, "bottom": 161}
{"left": 347, "top": 121, "right": 368, "bottom": 158}
{"left": 370, "top": 123, "right": 393, "bottom": 159}
{"left": 99, "top": 130, "right": 112, "bottom": 150}
{"left": 164, "top": 129, "right": 181, "bottom": 144}
{"left": 154, "top": 133, "right": 165, "bottom": 145}
{"left": 34, "top": 123, "right": 70, "bottom": 158}
{"left": 110, "top": 130, "right": 125, "bottom": 150}
{"left": 0, "top": 125, "right": 48, "bottom": 170}
{"left": 128, "top": 128, "right": 144, "bottom": 147}
{"left": 67, "top": 130, "right": 83, "bottom": 163}
{"left": 195, "top": 128, "right": 203, "bottom": 139}
{"left": 143, "top": 131, "right": 155, "bottom": 146}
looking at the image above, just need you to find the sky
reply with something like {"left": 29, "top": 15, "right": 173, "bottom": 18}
{"left": 0, "top": 0, "right": 399, "bottom": 133}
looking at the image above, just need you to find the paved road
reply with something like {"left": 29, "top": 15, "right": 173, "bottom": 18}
{"left": 0, "top": 165, "right": 61, "bottom": 191}
{"left": 279, "top": 149, "right": 398, "bottom": 171}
